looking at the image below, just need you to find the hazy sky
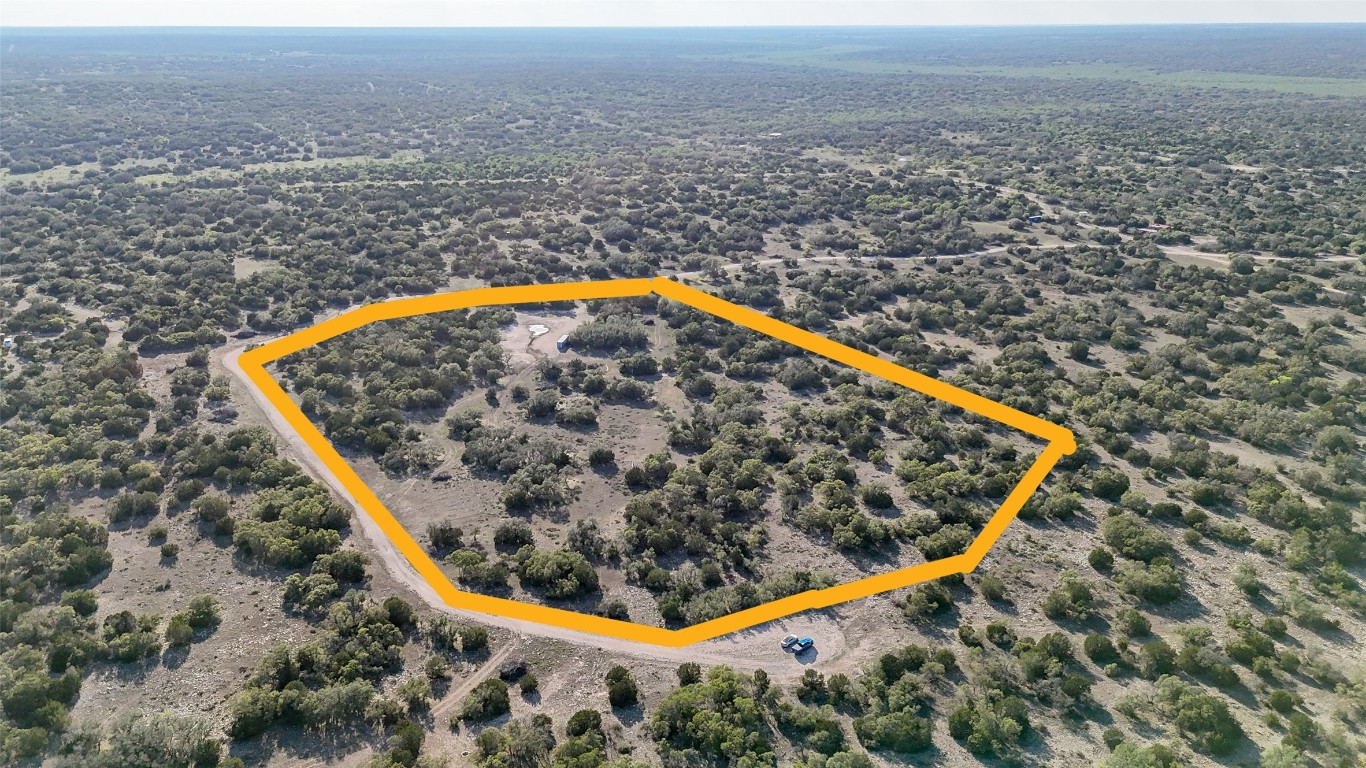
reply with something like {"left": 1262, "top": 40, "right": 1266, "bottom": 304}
{"left": 3, "top": 0, "right": 1364, "bottom": 27}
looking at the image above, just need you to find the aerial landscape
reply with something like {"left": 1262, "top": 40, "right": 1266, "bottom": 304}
{"left": 0, "top": 13, "right": 1364, "bottom": 768}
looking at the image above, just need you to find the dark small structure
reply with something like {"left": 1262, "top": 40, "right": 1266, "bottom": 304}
{"left": 556, "top": 334, "right": 570, "bottom": 353}
{"left": 499, "top": 659, "right": 529, "bottom": 681}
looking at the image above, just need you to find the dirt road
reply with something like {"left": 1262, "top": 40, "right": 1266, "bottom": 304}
{"left": 219, "top": 343, "right": 845, "bottom": 677}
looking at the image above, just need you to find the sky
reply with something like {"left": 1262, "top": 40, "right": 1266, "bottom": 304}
{"left": 4, "top": 1, "right": 1365, "bottom": 28}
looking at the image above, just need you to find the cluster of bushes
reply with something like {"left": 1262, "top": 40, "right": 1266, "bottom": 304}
{"left": 566, "top": 317, "right": 649, "bottom": 353}
{"left": 226, "top": 593, "right": 415, "bottom": 739}
{"left": 231, "top": 483, "right": 350, "bottom": 569}
{"left": 462, "top": 426, "right": 576, "bottom": 510}
{"left": 852, "top": 643, "right": 957, "bottom": 755}
{"left": 651, "top": 666, "right": 772, "bottom": 764}
{"left": 517, "top": 548, "right": 599, "bottom": 599}
{"left": 474, "top": 712, "right": 651, "bottom": 768}
{"left": 947, "top": 695, "right": 1032, "bottom": 758}
{"left": 282, "top": 310, "right": 512, "bottom": 474}
{"left": 1153, "top": 676, "right": 1245, "bottom": 754}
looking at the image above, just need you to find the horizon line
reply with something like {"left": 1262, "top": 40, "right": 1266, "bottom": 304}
{"left": 6, "top": 21, "right": 1366, "bottom": 30}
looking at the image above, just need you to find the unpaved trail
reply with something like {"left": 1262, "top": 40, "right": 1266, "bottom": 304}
{"left": 430, "top": 644, "right": 517, "bottom": 722}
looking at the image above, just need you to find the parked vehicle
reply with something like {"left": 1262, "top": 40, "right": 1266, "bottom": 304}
{"left": 792, "top": 637, "right": 815, "bottom": 653}
{"left": 781, "top": 634, "right": 799, "bottom": 649}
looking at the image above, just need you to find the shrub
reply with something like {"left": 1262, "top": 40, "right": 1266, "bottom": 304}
{"left": 1089, "top": 547, "right": 1115, "bottom": 572}
{"left": 494, "top": 520, "right": 534, "bottom": 550}
{"left": 978, "top": 574, "right": 1007, "bottom": 602}
{"left": 588, "top": 446, "right": 615, "bottom": 466}
{"left": 458, "top": 625, "right": 489, "bottom": 654}
{"left": 517, "top": 549, "right": 599, "bottom": 599}
{"left": 859, "top": 482, "right": 894, "bottom": 509}
{"left": 1085, "top": 634, "right": 1119, "bottom": 664}
{"left": 61, "top": 589, "right": 98, "bottom": 617}
{"left": 227, "top": 688, "right": 280, "bottom": 739}
{"left": 1115, "top": 607, "right": 1151, "bottom": 637}
{"left": 313, "top": 550, "right": 368, "bottom": 583}
{"left": 853, "top": 711, "right": 932, "bottom": 754}
{"left": 1100, "top": 742, "right": 1180, "bottom": 767}
{"left": 596, "top": 598, "right": 629, "bottom": 621}
{"left": 1154, "top": 676, "right": 1244, "bottom": 754}
{"left": 901, "top": 582, "right": 953, "bottom": 621}
{"left": 185, "top": 595, "right": 220, "bottom": 629}
{"left": 100, "top": 711, "right": 223, "bottom": 767}
{"left": 426, "top": 521, "right": 463, "bottom": 554}
{"left": 948, "top": 696, "right": 1029, "bottom": 757}
{"left": 445, "top": 409, "right": 482, "bottom": 439}
{"left": 618, "top": 354, "right": 659, "bottom": 377}
{"left": 192, "top": 495, "right": 230, "bottom": 523}
{"left": 398, "top": 677, "right": 433, "bottom": 711}
{"left": 650, "top": 667, "right": 771, "bottom": 763}
{"left": 985, "top": 620, "right": 1016, "bottom": 647}
{"left": 1267, "top": 690, "right": 1297, "bottom": 713}
{"left": 553, "top": 397, "right": 598, "bottom": 426}
{"left": 567, "top": 709, "right": 602, "bottom": 737}
{"left": 459, "top": 678, "right": 510, "bottom": 722}
{"left": 424, "top": 656, "right": 451, "bottom": 681}
{"left": 1139, "top": 640, "right": 1176, "bottom": 679}
{"left": 1101, "top": 515, "right": 1171, "bottom": 562}
{"left": 380, "top": 596, "right": 417, "bottom": 629}
{"left": 166, "top": 615, "right": 194, "bottom": 647}
{"left": 109, "top": 491, "right": 160, "bottom": 523}
{"left": 1042, "top": 571, "right": 1096, "bottom": 620}
{"left": 1091, "top": 469, "right": 1131, "bottom": 501}
{"left": 1233, "top": 562, "right": 1261, "bottom": 597}
{"left": 1114, "top": 559, "right": 1183, "bottom": 604}
{"left": 677, "top": 663, "right": 702, "bottom": 686}
{"left": 567, "top": 317, "right": 649, "bottom": 353}
{"left": 1102, "top": 728, "right": 1125, "bottom": 751}
{"left": 605, "top": 666, "right": 638, "bottom": 708}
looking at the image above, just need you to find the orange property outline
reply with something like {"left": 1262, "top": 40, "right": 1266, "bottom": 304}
{"left": 238, "top": 277, "right": 1076, "bottom": 647}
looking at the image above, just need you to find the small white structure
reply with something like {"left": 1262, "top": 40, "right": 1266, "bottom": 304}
{"left": 1, "top": 336, "right": 14, "bottom": 351}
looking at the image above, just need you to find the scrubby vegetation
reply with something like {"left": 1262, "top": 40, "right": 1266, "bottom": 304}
{"left": 2, "top": 22, "right": 1364, "bottom": 768}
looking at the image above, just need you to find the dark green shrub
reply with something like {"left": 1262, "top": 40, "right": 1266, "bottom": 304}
{"left": 1091, "top": 469, "right": 1130, "bottom": 501}
{"left": 854, "top": 711, "right": 932, "bottom": 754}
{"left": 605, "top": 666, "right": 638, "bottom": 708}
{"left": 1089, "top": 547, "right": 1115, "bottom": 571}
{"left": 459, "top": 678, "right": 510, "bottom": 722}
{"left": 1101, "top": 515, "right": 1171, "bottom": 562}
{"left": 901, "top": 582, "right": 953, "bottom": 621}
{"left": 1084, "top": 634, "right": 1118, "bottom": 663}
{"left": 517, "top": 549, "right": 598, "bottom": 599}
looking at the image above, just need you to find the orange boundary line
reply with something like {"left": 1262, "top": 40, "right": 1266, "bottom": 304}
{"left": 237, "top": 277, "right": 1074, "bottom": 647}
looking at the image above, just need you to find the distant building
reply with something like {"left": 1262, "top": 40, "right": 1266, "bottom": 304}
{"left": 1, "top": 337, "right": 13, "bottom": 350}
{"left": 1027, "top": 215, "right": 1044, "bottom": 223}
{"left": 556, "top": 334, "right": 569, "bottom": 353}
